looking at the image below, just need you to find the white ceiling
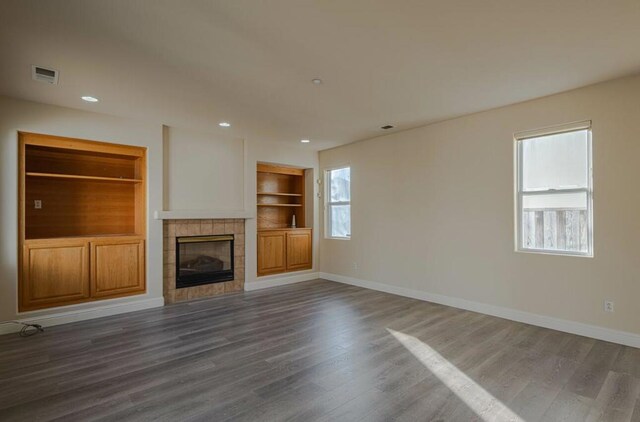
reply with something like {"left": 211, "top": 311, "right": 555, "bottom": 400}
{"left": 1, "top": 0, "right": 639, "bottom": 150}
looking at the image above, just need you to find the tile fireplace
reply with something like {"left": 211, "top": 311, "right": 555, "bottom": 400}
{"left": 163, "top": 219, "right": 245, "bottom": 303}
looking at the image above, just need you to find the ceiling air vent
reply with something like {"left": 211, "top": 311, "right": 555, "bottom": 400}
{"left": 31, "top": 65, "right": 59, "bottom": 85}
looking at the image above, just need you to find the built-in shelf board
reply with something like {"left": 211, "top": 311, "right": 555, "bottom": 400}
{"left": 25, "top": 233, "right": 141, "bottom": 242}
{"left": 257, "top": 203, "right": 302, "bottom": 207}
{"left": 257, "top": 192, "right": 302, "bottom": 197}
{"left": 26, "top": 172, "right": 143, "bottom": 183}
{"left": 257, "top": 227, "right": 307, "bottom": 232}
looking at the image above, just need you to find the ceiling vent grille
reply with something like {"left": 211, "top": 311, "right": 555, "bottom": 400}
{"left": 31, "top": 65, "right": 59, "bottom": 85}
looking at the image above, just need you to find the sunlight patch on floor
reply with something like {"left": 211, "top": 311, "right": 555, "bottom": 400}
{"left": 387, "top": 328, "right": 523, "bottom": 422}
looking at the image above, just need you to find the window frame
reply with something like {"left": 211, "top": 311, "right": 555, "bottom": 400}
{"left": 324, "top": 165, "right": 351, "bottom": 240}
{"left": 515, "top": 121, "right": 594, "bottom": 257}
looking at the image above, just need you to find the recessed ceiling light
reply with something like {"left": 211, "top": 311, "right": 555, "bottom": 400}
{"left": 300, "top": 139, "right": 310, "bottom": 143}
{"left": 81, "top": 96, "right": 99, "bottom": 103}
{"left": 311, "top": 78, "right": 323, "bottom": 85}
{"left": 219, "top": 122, "right": 231, "bottom": 127}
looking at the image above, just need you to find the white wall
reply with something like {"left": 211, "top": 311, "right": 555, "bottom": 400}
{"left": 163, "top": 126, "right": 245, "bottom": 211}
{"left": 0, "top": 96, "right": 164, "bottom": 325}
{"left": 319, "top": 74, "right": 640, "bottom": 337}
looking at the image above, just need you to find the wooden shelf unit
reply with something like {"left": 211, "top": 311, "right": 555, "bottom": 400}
{"left": 18, "top": 132, "right": 147, "bottom": 311}
{"left": 257, "top": 163, "right": 312, "bottom": 276}
{"left": 257, "top": 163, "right": 305, "bottom": 229}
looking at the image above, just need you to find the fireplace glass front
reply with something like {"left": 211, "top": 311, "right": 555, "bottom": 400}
{"left": 176, "top": 235, "right": 234, "bottom": 288}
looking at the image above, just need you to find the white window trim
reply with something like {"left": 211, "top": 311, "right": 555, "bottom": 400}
{"left": 514, "top": 120, "right": 594, "bottom": 257}
{"left": 324, "top": 165, "right": 351, "bottom": 240}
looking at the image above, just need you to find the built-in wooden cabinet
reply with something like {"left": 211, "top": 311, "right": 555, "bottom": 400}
{"left": 257, "top": 228, "right": 312, "bottom": 276}
{"left": 22, "top": 239, "right": 90, "bottom": 309}
{"left": 257, "top": 230, "right": 287, "bottom": 276}
{"left": 91, "top": 238, "right": 145, "bottom": 298}
{"left": 256, "top": 163, "right": 312, "bottom": 276}
{"left": 18, "top": 132, "right": 146, "bottom": 311}
{"left": 285, "top": 229, "right": 312, "bottom": 271}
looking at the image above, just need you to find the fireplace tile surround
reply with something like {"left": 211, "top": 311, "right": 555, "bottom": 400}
{"left": 163, "top": 219, "right": 245, "bottom": 303}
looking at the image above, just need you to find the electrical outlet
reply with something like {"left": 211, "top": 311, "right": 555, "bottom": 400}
{"left": 34, "top": 200, "right": 42, "bottom": 209}
{"left": 353, "top": 262, "right": 359, "bottom": 271}
{"left": 604, "top": 300, "right": 614, "bottom": 313}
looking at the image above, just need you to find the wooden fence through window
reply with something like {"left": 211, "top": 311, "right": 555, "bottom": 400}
{"left": 523, "top": 209, "right": 588, "bottom": 252}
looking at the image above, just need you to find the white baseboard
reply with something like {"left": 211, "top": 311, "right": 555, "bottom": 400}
{"left": 245, "top": 271, "right": 320, "bottom": 291}
{"left": 0, "top": 296, "right": 165, "bottom": 335}
{"left": 319, "top": 272, "right": 640, "bottom": 349}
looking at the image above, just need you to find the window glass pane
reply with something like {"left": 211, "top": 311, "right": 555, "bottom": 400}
{"left": 330, "top": 205, "right": 350, "bottom": 237}
{"left": 329, "top": 167, "right": 350, "bottom": 202}
{"left": 522, "top": 192, "right": 588, "bottom": 252}
{"left": 522, "top": 130, "right": 588, "bottom": 191}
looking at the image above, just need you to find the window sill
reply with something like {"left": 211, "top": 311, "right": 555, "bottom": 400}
{"left": 516, "top": 248, "right": 593, "bottom": 258}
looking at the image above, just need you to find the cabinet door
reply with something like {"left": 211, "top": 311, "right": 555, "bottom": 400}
{"left": 21, "top": 240, "right": 90, "bottom": 310}
{"left": 286, "top": 230, "right": 312, "bottom": 271}
{"left": 257, "top": 231, "right": 286, "bottom": 276}
{"left": 91, "top": 239, "right": 145, "bottom": 298}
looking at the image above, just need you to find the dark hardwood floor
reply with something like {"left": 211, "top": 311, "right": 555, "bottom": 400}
{"left": 1, "top": 279, "right": 639, "bottom": 421}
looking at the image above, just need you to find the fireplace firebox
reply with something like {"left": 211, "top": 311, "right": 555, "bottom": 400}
{"left": 176, "top": 235, "right": 234, "bottom": 288}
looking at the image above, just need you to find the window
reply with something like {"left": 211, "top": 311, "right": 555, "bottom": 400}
{"left": 325, "top": 166, "right": 351, "bottom": 238}
{"left": 515, "top": 122, "right": 593, "bottom": 256}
